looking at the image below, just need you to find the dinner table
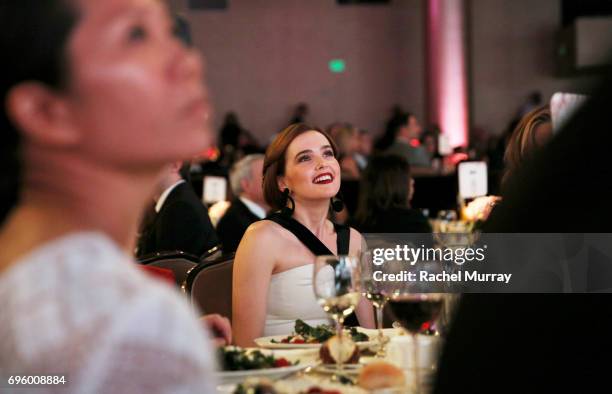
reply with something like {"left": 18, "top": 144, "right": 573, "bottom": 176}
{"left": 216, "top": 327, "right": 442, "bottom": 394}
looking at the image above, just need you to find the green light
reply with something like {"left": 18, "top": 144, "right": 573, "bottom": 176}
{"left": 329, "top": 59, "right": 346, "bottom": 73}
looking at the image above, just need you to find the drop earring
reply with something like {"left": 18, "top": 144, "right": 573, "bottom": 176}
{"left": 280, "top": 188, "right": 295, "bottom": 217}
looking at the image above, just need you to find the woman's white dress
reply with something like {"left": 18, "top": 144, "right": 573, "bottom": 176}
{"left": 263, "top": 264, "right": 331, "bottom": 336}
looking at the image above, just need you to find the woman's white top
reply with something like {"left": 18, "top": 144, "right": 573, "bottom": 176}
{"left": 264, "top": 264, "right": 330, "bottom": 336}
{"left": 0, "top": 232, "right": 217, "bottom": 394}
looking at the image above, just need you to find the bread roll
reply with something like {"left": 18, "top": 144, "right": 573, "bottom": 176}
{"left": 358, "top": 361, "right": 406, "bottom": 390}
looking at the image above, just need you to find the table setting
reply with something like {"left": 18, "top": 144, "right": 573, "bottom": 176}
{"left": 216, "top": 252, "right": 452, "bottom": 394}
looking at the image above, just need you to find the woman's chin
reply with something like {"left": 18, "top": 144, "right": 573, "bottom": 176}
{"left": 306, "top": 189, "right": 340, "bottom": 201}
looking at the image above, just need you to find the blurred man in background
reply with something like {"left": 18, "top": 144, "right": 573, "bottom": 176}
{"left": 137, "top": 162, "right": 218, "bottom": 258}
{"left": 216, "top": 154, "right": 268, "bottom": 252}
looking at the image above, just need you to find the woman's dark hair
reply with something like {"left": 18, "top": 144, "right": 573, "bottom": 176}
{"left": 0, "top": 0, "right": 78, "bottom": 224}
{"left": 354, "top": 154, "right": 411, "bottom": 225}
{"left": 263, "top": 123, "right": 338, "bottom": 211}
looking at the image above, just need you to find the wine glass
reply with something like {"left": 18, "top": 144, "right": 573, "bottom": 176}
{"left": 386, "top": 262, "right": 446, "bottom": 394}
{"left": 360, "top": 250, "right": 391, "bottom": 357}
{"left": 313, "top": 255, "right": 361, "bottom": 373}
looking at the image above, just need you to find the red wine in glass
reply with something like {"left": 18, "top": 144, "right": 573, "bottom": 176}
{"left": 387, "top": 294, "right": 443, "bottom": 334}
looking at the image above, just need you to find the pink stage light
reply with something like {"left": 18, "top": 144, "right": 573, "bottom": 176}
{"left": 426, "top": 0, "right": 469, "bottom": 148}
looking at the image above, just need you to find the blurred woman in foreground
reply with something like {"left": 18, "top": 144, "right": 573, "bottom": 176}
{"left": 0, "top": 0, "right": 218, "bottom": 391}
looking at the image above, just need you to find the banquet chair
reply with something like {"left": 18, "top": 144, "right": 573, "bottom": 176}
{"left": 200, "top": 244, "right": 223, "bottom": 263}
{"left": 182, "top": 253, "right": 235, "bottom": 321}
{"left": 139, "top": 265, "right": 176, "bottom": 286}
{"left": 137, "top": 251, "right": 200, "bottom": 287}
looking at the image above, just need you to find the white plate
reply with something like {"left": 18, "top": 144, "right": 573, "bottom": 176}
{"left": 317, "top": 363, "right": 363, "bottom": 375}
{"left": 216, "top": 348, "right": 317, "bottom": 384}
{"left": 255, "top": 328, "right": 380, "bottom": 350}
{"left": 254, "top": 335, "right": 321, "bottom": 349}
{"left": 216, "top": 362, "right": 314, "bottom": 384}
{"left": 218, "top": 378, "right": 370, "bottom": 394}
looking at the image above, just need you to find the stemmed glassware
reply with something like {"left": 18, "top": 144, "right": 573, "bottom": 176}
{"left": 313, "top": 255, "right": 361, "bottom": 373}
{"left": 360, "top": 250, "right": 391, "bottom": 357}
{"left": 385, "top": 260, "right": 446, "bottom": 394}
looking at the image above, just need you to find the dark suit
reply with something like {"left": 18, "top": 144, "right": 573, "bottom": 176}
{"left": 137, "top": 182, "right": 218, "bottom": 258}
{"left": 433, "top": 74, "right": 612, "bottom": 393}
{"left": 216, "top": 198, "right": 261, "bottom": 253}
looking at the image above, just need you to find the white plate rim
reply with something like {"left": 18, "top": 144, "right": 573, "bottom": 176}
{"left": 254, "top": 334, "right": 377, "bottom": 349}
{"left": 216, "top": 361, "right": 314, "bottom": 380}
{"left": 316, "top": 363, "right": 363, "bottom": 375}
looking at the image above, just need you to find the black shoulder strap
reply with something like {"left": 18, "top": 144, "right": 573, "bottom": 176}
{"left": 266, "top": 213, "right": 350, "bottom": 256}
{"left": 334, "top": 223, "right": 350, "bottom": 255}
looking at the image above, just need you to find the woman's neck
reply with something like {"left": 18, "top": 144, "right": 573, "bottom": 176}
{"left": 0, "top": 151, "right": 162, "bottom": 269}
{"left": 291, "top": 197, "right": 331, "bottom": 237}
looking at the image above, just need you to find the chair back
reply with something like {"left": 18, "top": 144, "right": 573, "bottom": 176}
{"left": 200, "top": 244, "right": 223, "bottom": 263}
{"left": 139, "top": 265, "right": 176, "bottom": 286}
{"left": 138, "top": 251, "right": 199, "bottom": 287}
{"left": 183, "top": 254, "right": 234, "bottom": 320}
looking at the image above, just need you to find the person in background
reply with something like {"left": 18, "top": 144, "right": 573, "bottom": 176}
{"left": 515, "top": 90, "right": 542, "bottom": 119}
{"left": 136, "top": 161, "right": 219, "bottom": 258}
{"left": 289, "top": 102, "right": 309, "bottom": 125}
{"left": 0, "top": 0, "right": 220, "bottom": 391}
{"left": 501, "top": 105, "right": 552, "bottom": 189}
{"left": 385, "top": 113, "right": 436, "bottom": 175}
{"left": 375, "top": 104, "right": 405, "bottom": 152}
{"left": 354, "top": 128, "right": 373, "bottom": 171}
{"left": 325, "top": 121, "right": 345, "bottom": 141}
{"left": 421, "top": 130, "right": 439, "bottom": 162}
{"left": 466, "top": 105, "right": 552, "bottom": 223}
{"left": 352, "top": 155, "right": 432, "bottom": 233}
{"left": 218, "top": 111, "right": 263, "bottom": 166}
{"left": 335, "top": 124, "right": 369, "bottom": 221}
{"left": 216, "top": 154, "right": 268, "bottom": 253}
{"left": 219, "top": 111, "right": 243, "bottom": 152}
{"left": 468, "top": 125, "right": 491, "bottom": 161}
{"left": 334, "top": 123, "right": 361, "bottom": 180}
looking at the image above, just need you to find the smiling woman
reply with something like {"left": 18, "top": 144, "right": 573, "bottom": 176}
{"left": 261, "top": 124, "right": 339, "bottom": 212}
{"left": 232, "top": 123, "right": 375, "bottom": 347}
{"left": 0, "top": 0, "right": 216, "bottom": 392}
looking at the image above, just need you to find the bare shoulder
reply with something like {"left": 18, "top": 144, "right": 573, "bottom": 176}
{"left": 348, "top": 226, "right": 365, "bottom": 255}
{"left": 349, "top": 226, "right": 363, "bottom": 244}
{"left": 243, "top": 219, "right": 288, "bottom": 243}
{"left": 236, "top": 220, "right": 293, "bottom": 269}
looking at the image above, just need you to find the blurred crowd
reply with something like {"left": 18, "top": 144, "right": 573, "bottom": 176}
{"left": 134, "top": 90, "right": 556, "bottom": 258}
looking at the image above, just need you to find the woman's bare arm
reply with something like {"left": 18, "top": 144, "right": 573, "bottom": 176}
{"left": 232, "top": 222, "right": 277, "bottom": 346}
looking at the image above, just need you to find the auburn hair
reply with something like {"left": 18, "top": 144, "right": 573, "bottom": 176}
{"left": 502, "top": 105, "right": 551, "bottom": 187}
{"left": 262, "top": 123, "right": 338, "bottom": 211}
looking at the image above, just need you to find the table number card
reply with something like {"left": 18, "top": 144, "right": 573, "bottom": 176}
{"left": 550, "top": 92, "right": 588, "bottom": 134}
{"left": 202, "top": 176, "right": 227, "bottom": 204}
{"left": 458, "top": 161, "right": 488, "bottom": 199}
